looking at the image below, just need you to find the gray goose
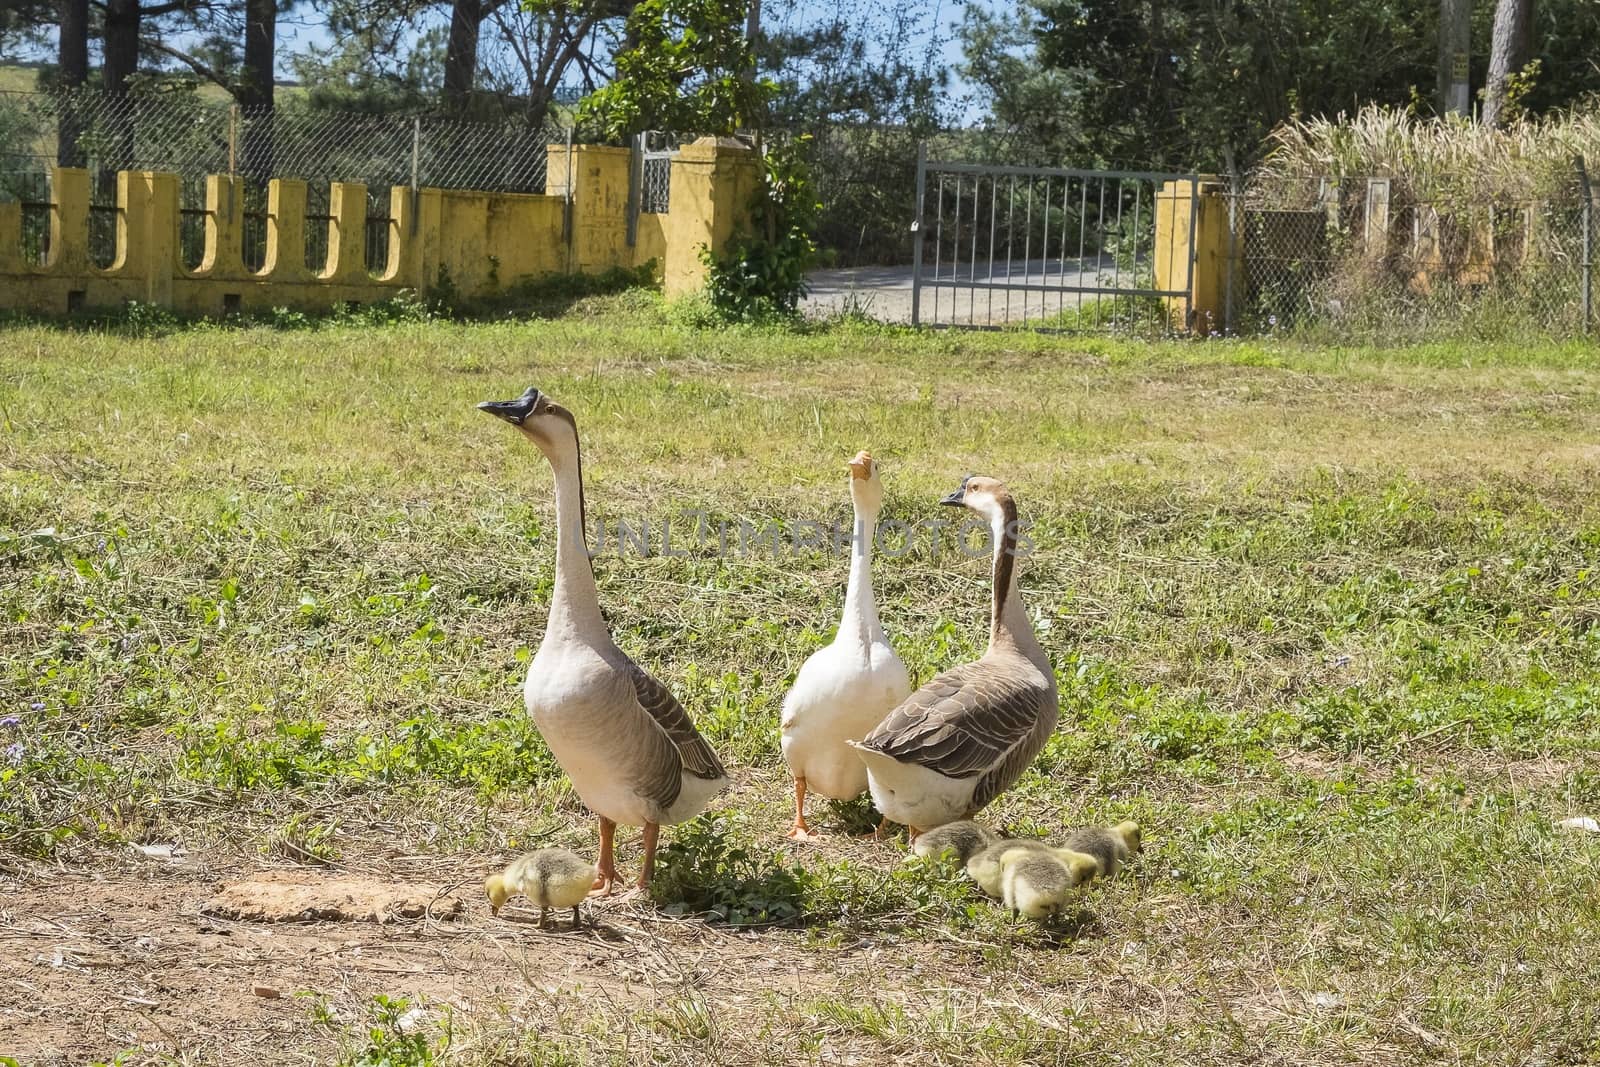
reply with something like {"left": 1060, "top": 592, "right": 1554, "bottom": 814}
{"left": 849, "top": 475, "right": 1057, "bottom": 838}
{"left": 478, "top": 387, "right": 728, "bottom": 894}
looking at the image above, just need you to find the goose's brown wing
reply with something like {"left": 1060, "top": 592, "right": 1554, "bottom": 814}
{"left": 968, "top": 698, "right": 1057, "bottom": 811}
{"left": 858, "top": 659, "right": 1056, "bottom": 800}
{"left": 627, "top": 663, "right": 727, "bottom": 783}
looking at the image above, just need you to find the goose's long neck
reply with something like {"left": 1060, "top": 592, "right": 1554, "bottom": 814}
{"left": 838, "top": 499, "right": 883, "bottom": 649}
{"left": 543, "top": 427, "right": 605, "bottom": 642}
{"left": 986, "top": 498, "right": 1043, "bottom": 662}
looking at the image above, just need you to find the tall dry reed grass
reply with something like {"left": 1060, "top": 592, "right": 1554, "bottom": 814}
{"left": 1258, "top": 104, "right": 1600, "bottom": 204}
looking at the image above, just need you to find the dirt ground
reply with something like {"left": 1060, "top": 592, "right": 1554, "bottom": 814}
{"left": 1, "top": 838, "right": 1207, "bottom": 1066}
{"left": 2, "top": 854, "right": 795, "bottom": 1064}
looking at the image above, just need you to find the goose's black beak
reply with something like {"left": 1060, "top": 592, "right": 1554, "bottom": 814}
{"left": 478, "top": 386, "right": 541, "bottom": 425}
{"left": 939, "top": 476, "right": 971, "bottom": 507}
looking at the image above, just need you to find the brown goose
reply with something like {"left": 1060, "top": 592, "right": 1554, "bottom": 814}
{"left": 849, "top": 475, "right": 1057, "bottom": 838}
{"left": 478, "top": 387, "right": 728, "bottom": 894}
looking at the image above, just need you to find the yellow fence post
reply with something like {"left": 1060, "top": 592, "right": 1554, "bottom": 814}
{"left": 200, "top": 174, "right": 245, "bottom": 277}
{"left": 48, "top": 167, "right": 92, "bottom": 274}
{"left": 324, "top": 182, "right": 369, "bottom": 282}
{"left": 378, "top": 185, "right": 415, "bottom": 286}
{"left": 413, "top": 187, "right": 444, "bottom": 295}
{"left": 1364, "top": 178, "right": 1391, "bottom": 260}
{"left": 0, "top": 200, "right": 20, "bottom": 273}
{"left": 560, "top": 145, "right": 632, "bottom": 273}
{"left": 1154, "top": 177, "right": 1228, "bottom": 334}
{"left": 263, "top": 178, "right": 309, "bottom": 282}
{"left": 662, "top": 136, "right": 758, "bottom": 299}
{"left": 107, "top": 171, "right": 179, "bottom": 306}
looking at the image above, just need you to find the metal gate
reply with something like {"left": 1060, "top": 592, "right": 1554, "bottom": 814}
{"left": 910, "top": 146, "right": 1201, "bottom": 333}
{"left": 626, "top": 131, "right": 679, "bottom": 247}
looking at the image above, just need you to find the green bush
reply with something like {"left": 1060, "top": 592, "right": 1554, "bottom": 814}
{"left": 701, "top": 136, "right": 820, "bottom": 321}
{"left": 651, "top": 813, "right": 807, "bottom": 924}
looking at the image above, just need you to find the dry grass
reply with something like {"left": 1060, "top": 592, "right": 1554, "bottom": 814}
{"left": 3, "top": 303, "right": 1600, "bottom": 1064}
{"left": 1259, "top": 103, "right": 1600, "bottom": 202}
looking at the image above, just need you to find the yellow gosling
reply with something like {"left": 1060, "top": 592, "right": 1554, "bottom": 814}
{"left": 910, "top": 821, "right": 1000, "bottom": 866}
{"left": 999, "top": 848, "right": 1100, "bottom": 920}
{"left": 485, "top": 849, "right": 597, "bottom": 928}
{"left": 965, "top": 839, "right": 1054, "bottom": 898}
{"left": 1061, "top": 821, "right": 1142, "bottom": 878}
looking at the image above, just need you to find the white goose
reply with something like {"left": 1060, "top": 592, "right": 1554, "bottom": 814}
{"left": 849, "top": 475, "right": 1057, "bottom": 838}
{"left": 779, "top": 451, "right": 911, "bottom": 838}
{"left": 479, "top": 387, "right": 728, "bottom": 894}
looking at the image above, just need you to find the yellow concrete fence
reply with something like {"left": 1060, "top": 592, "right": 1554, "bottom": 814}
{"left": 0, "top": 137, "right": 759, "bottom": 317}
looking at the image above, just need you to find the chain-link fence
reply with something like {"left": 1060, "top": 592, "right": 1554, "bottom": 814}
{"left": 0, "top": 87, "right": 570, "bottom": 272}
{"left": 1225, "top": 171, "right": 1595, "bottom": 339}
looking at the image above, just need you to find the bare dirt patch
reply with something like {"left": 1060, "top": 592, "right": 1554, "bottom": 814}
{"left": 199, "top": 872, "right": 465, "bottom": 925}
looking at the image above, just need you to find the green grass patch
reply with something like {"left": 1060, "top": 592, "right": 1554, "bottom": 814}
{"left": 4, "top": 307, "right": 1600, "bottom": 1062}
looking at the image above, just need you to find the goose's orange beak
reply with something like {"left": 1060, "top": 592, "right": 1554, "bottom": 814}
{"left": 846, "top": 450, "right": 873, "bottom": 480}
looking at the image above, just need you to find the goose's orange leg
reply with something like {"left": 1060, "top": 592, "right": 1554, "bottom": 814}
{"left": 637, "top": 822, "right": 660, "bottom": 889}
{"left": 784, "top": 777, "right": 819, "bottom": 839}
{"left": 591, "top": 817, "right": 622, "bottom": 896}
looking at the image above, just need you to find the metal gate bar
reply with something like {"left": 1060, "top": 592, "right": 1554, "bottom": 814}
{"left": 911, "top": 150, "right": 1201, "bottom": 334}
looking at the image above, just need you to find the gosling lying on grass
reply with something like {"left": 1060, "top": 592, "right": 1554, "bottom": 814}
{"left": 1062, "top": 821, "right": 1142, "bottom": 878}
{"left": 966, "top": 839, "right": 1098, "bottom": 899}
{"left": 485, "top": 849, "right": 596, "bottom": 928}
{"left": 910, "top": 820, "right": 1000, "bottom": 865}
{"left": 1000, "top": 851, "right": 1086, "bottom": 921}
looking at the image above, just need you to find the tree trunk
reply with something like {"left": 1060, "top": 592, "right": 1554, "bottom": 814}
{"left": 102, "top": 0, "right": 140, "bottom": 176}
{"left": 240, "top": 0, "right": 276, "bottom": 177}
{"left": 1149, "top": 0, "right": 1178, "bottom": 161}
{"left": 443, "top": 0, "right": 482, "bottom": 114}
{"left": 57, "top": 0, "right": 89, "bottom": 166}
{"left": 1437, "top": 0, "right": 1472, "bottom": 115}
{"left": 103, "top": 0, "right": 140, "bottom": 98}
{"left": 1483, "top": 0, "right": 1533, "bottom": 127}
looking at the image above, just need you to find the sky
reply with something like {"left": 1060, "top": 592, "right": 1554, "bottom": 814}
{"left": 8, "top": 0, "right": 993, "bottom": 116}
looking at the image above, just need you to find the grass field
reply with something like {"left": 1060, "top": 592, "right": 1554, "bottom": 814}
{"left": 4, "top": 299, "right": 1600, "bottom": 1064}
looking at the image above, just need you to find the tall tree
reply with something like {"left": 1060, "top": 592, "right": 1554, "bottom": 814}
{"left": 99, "top": 0, "right": 211, "bottom": 97}
{"left": 239, "top": 0, "right": 276, "bottom": 109}
{"left": 473, "top": 0, "right": 643, "bottom": 123}
{"left": 1482, "top": 0, "right": 1533, "bottom": 126}
{"left": 972, "top": 0, "right": 1439, "bottom": 172}
{"left": 761, "top": 5, "right": 949, "bottom": 264}
{"left": 443, "top": 0, "right": 491, "bottom": 112}
{"left": 0, "top": 0, "right": 54, "bottom": 57}
{"left": 58, "top": 0, "right": 90, "bottom": 165}
{"left": 239, "top": 0, "right": 276, "bottom": 175}
{"left": 290, "top": 0, "right": 442, "bottom": 113}
{"left": 581, "top": 0, "right": 769, "bottom": 136}
{"left": 102, "top": 0, "right": 142, "bottom": 99}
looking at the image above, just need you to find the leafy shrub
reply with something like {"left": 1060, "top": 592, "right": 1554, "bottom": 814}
{"left": 332, "top": 293, "right": 437, "bottom": 326}
{"left": 701, "top": 136, "right": 820, "bottom": 321}
{"left": 340, "top": 995, "right": 447, "bottom": 1067}
{"left": 115, "top": 300, "right": 181, "bottom": 335}
{"left": 651, "top": 813, "right": 806, "bottom": 924}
